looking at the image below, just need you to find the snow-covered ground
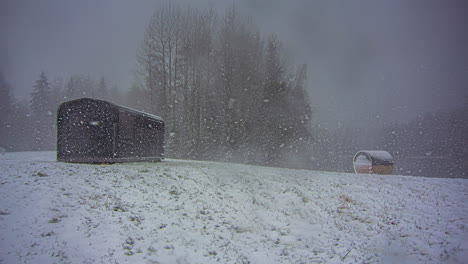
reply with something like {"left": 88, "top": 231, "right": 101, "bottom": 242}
{"left": 0, "top": 151, "right": 467, "bottom": 264}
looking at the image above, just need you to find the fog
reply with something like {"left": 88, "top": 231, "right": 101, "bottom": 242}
{"left": 3, "top": 0, "right": 467, "bottom": 124}
{"left": 240, "top": 0, "right": 468, "bottom": 127}
{"left": 1, "top": 0, "right": 467, "bottom": 176}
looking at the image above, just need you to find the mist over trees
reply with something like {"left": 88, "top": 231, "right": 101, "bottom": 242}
{"left": 136, "top": 5, "right": 312, "bottom": 167}
{"left": 0, "top": 72, "right": 13, "bottom": 151}
{"left": 0, "top": 4, "right": 466, "bottom": 177}
{"left": 30, "top": 72, "right": 54, "bottom": 150}
{"left": 381, "top": 106, "right": 468, "bottom": 178}
{"left": 311, "top": 104, "right": 468, "bottom": 178}
{"left": 0, "top": 72, "right": 120, "bottom": 152}
{"left": 0, "top": 5, "right": 313, "bottom": 168}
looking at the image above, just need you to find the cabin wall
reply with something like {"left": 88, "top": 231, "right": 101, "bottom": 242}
{"left": 115, "top": 112, "right": 164, "bottom": 159}
{"left": 57, "top": 100, "right": 116, "bottom": 162}
{"left": 57, "top": 98, "right": 165, "bottom": 163}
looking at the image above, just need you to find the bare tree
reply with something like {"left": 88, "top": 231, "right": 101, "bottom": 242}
{"left": 136, "top": 4, "right": 313, "bottom": 168}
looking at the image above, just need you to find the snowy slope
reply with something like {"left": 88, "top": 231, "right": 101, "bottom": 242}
{"left": 0, "top": 152, "right": 467, "bottom": 264}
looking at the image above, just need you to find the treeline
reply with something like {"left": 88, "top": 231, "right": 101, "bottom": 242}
{"left": 0, "top": 72, "right": 122, "bottom": 152}
{"left": 311, "top": 104, "right": 468, "bottom": 178}
{"left": 381, "top": 107, "right": 467, "bottom": 177}
{"left": 1, "top": 4, "right": 465, "bottom": 177}
{"left": 0, "top": 5, "right": 313, "bottom": 169}
{"left": 135, "top": 5, "right": 313, "bottom": 166}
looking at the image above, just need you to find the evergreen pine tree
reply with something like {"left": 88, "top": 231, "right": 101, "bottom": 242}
{"left": 98, "top": 77, "right": 109, "bottom": 100}
{"left": 30, "top": 72, "right": 54, "bottom": 150}
{"left": 261, "top": 34, "right": 288, "bottom": 165}
{"left": 0, "top": 72, "right": 13, "bottom": 150}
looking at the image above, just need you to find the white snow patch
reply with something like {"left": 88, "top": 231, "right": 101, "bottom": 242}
{"left": 0, "top": 151, "right": 467, "bottom": 263}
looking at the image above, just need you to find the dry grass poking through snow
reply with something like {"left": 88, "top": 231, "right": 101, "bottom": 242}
{"left": 0, "top": 151, "right": 467, "bottom": 263}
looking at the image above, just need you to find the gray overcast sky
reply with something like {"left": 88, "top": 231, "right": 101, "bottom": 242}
{"left": 1, "top": 0, "right": 467, "bottom": 128}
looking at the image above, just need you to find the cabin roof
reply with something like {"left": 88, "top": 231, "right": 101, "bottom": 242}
{"left": 117, "top": 105, "right": 164, "bottom": 122}
{"left": 354, "top": 150, "right": 393, "bottom": 163}
{"left": 59, "top": 98, "right": 164, "bottom": 122}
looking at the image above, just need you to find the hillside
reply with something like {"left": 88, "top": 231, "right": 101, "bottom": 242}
{"left": 0, "top": 152, "right": 467, "bottom": 263}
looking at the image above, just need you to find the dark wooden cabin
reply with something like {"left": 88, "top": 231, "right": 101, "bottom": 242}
{"left": 57, "top": 98, "right": 164, "bottom": 163}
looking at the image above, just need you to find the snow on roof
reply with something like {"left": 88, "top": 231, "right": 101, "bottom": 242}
{"left": 117, "top": 105, "right": 164, "bottom": 122}
{"left": 356, "top": 150, "right": 393, "bottom": 161}
{"left": 61, "top": 98, "right": 164, "bottom": 122}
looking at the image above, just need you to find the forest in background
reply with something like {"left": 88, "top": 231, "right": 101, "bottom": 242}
{"left": 312, "top": 107, "right": 467, "bottom": 178}
{"left": 0, "top": 5, "right": 467, "bottom": 177}
{"left": 0, "top": 6, "right": 313, "bottom": 169}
